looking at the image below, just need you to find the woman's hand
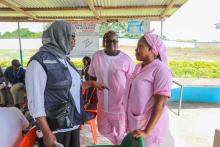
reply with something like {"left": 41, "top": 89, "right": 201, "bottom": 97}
{"left": 43, "top": 130, "right": 56, "bottom": 147}
{"left": 36, "top": 117, "right": 57, "bottom": 147}
{"left": 92, "top": 81, "right": 109, "bottom": 90}
{"left": 83, "top": 81, "right": 109, "bottom": 91}
{"left": 132, "top": 129, "right": 148, "bottom": 139}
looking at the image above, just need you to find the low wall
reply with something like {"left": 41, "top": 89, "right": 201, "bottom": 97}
{"left": 1, "top": 38, "right": 220, "bottom": 50}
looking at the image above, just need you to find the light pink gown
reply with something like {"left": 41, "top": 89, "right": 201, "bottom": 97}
{"left": 126, "top": 59, "right": 172, "bottom": 146}
{"left": 88, "top": 50, "right": 134, "bottom": 144}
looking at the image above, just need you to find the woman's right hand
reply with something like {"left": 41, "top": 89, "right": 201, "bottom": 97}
{"left": 92, "top": 81, "right": 109, "bottom": 91}
{"left": 36, "top": 117, "right": 57, "bottom": 147}
{"left": 82, "top": 80, "right": 109, "bottom": 91}
{"left": 132, "top": 129, "right": 148, "bottom": 139}
{"left": 43, "top": 130, "right": 56, "bottom": 147}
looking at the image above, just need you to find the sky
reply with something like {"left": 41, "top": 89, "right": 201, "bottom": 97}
{"left": 152, "top": 0, "right": 220, "bottom": 42}
{"left": 0, "top": 0, "right": 220, "bottom": 42}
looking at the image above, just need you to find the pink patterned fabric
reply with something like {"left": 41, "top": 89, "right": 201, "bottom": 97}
{"left": 144, "top": 30, "right": 168, "bottom": 64}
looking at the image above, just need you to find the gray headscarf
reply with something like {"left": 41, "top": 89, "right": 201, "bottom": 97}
{"left": 40, "top": 20, "right": 75, "bottom": 59}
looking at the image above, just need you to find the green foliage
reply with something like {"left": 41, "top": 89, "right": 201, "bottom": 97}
{"left": 1, "top": 22, "right": 137, "bottom": 39}
{"left": 0, "top": 60, "right": 10, "bottom": 67}
{"left": 99, "top": 22, "right": 142, "bottom": 39}
{"left": 1, "top": 59, "right": 220, "bottom": 78}
{"left": 0, "top": 22, "right": 200, "bottom": 40}
{"left": 0, "top": 60, "right": 29, "bottom": 68}
{"left": 169, "top": 61, "right": 220, "bottom": 78}
{"left": 0, "top": 28, "right": 42, "bottom": 39}
{"left": 99, "top": 22, "right": 127, "bottom": 38}
{"left": 0, "top": 59, "right": 83, "bottom": 69}
{"left": 161, "top": 35, "right": 169, "bottom": 40}
{"left": 71, "top": 59, "right": 83, "bottom": 69}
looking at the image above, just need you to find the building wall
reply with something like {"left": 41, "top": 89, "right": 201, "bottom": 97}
{"left": 195, "top": 42, "right": 220, "bottom": 48}
{"left": 1, "top": 38, "right": 220, "bottom": 50}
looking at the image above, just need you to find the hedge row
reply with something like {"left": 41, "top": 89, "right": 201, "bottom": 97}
{"left": 1, "top": 60, "right": 220, "bottom": 78}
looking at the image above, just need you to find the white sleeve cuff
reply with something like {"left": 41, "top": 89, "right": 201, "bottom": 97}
{"left": 32, "top": 109, "right": 46, "bottom": 119}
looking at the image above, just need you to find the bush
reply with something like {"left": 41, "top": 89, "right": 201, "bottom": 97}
{"left": 1, "top": 60, "right": 220, "bottom": 78}
{"left": 169, "top": 61, "right": 220, "bottom": 78}
{"left": 71, "top": 59, "right": 83, "bottom": 69}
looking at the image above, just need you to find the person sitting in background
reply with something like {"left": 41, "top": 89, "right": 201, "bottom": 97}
{"left": 4, "top": 59, "right": 26, "bottom": 108}
{"left": 81, "top": 56, "right": 91, "bottom": 81}
{"left": 0, "top": 66, "right": 7, "bottom": 106}
{"left": 0, "top": 107, "right": 29, "bottom": 147}
{"left": 81, "top": 56, "right": 98, "bottom": 108}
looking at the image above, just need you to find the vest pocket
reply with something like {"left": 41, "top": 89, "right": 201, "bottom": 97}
{"left": 46, "top": 101, "right": 73, "bottom": 131}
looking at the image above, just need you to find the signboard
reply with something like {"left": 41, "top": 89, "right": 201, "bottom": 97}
{"left": 215, "top": 23, "right": 220, "bottom": 29}
{"left": 70, "top": 21, "right": 99, "bottom": 57}
{"left": 128, "top": 20, "right": 150, "bottom": 34}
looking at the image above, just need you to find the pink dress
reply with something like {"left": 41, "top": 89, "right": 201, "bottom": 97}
{"left": 88, "top": 50, "right": 134, "bottom": 144}
{"left": 126, "top": 59, "right": 172, "bottom": 146}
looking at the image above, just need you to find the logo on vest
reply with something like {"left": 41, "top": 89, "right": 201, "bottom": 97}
{"left": 43, "top": 60, "right": 58, "bottom": 64}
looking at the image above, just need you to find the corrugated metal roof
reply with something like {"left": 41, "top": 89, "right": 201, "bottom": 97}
{"left": 99, "top": 8, "right": 164, "bottom": 17}
{"left": 0, "top": 11, "right": 26, "bottom": 17}
{"left": 166, "top": 8, "right": 179, "bottom": 16}
{"left": 34, "top": 10, "right": 94, "bottom": 17}
{"left": 94, "top": 0, "right": 172, "bottom": 7}
{"left": 3, "top": 0, "right": 87, "bottom": 8}
{"left": 0, "top": 0, "right": 188, "bottom": 22}
{"left": 176, "top": 0, "right": 188, "bottom": 5}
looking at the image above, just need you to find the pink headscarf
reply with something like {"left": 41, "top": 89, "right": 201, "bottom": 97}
{"left": 143, "top": 30, "right": 168, "bottom": 64}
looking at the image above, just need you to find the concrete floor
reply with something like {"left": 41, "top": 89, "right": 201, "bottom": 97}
{"left": 166, "top": 102, "right": 220, "bottom": 147}
{"left": 80, "top": 102, "right": 220, "bottom": 147}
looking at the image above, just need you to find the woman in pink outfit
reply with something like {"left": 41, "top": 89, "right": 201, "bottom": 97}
{"left": 88, "top": 31, "right": 134, "bottom": 144}
{"left": 126, "top": 31, "right": 172, "bottom": 146}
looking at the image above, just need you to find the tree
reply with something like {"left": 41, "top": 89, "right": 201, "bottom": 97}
{"left": 0, "top": 22, "right": 149, "bottom": 39}
{"left": 161, "top": 35, "right": 168, "bottom": 40}
{"left": 99, "top": 22, "right": 143, "bottom": 38}
{"left": 0, "top": 28, "right": 42, "bottom": 39}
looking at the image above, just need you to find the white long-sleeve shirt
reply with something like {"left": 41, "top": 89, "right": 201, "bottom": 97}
{"left": 0, "top": 107, "right": 29, "bottom": 147}
{"left": 25, "top": 59, "right": 81, "bottom": 134}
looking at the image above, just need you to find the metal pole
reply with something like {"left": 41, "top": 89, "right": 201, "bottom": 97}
{"left": 178, "top": 86, "right": 184, "bottom": 116}
{"left": 17, "top": 22, "right": 23, "bottom": 67}
{"left": 160, "top": 20, "right": 163, "bottom": 39}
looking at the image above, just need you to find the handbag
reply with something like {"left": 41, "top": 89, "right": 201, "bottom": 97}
{"left": 46, "top": 101, "right": 73, "bottom": 131}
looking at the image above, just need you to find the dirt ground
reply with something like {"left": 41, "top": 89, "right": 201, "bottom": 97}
{"left": 119, "top": 46, "right": 220, "bottom": 61}
{"left": 1, "top": 47, "right": 220, "bottom": 62}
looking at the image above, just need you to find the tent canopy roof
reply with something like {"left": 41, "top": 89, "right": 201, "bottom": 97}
{"left": 0, "top": 0, "right": 188, "bottom": 22}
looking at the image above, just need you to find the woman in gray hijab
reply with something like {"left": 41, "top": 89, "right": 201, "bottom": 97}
{"left": 25, "top": 21, "right": 107, "bottom": 147}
